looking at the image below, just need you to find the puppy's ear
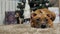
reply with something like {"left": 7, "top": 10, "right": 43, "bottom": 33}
{"left": 47, "top": 13, "right": 56, "bottom": 21}
{"left": 47, "top": 14, "right": 53, "bottom": 21}
{"left": 51, "top": 12, "right": 56, "bottom": 21}
{"left": 31, "top": 13, "right": 37, "bottom": 18}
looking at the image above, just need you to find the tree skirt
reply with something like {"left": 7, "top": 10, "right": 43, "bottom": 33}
{"left": 0, "top": 23, "right": 60, "bottom": 34}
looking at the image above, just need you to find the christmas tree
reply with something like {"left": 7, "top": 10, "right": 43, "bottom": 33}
{"left": 17, "top": 0, "right": 52, "bottom": 11}
{"left": 17, "top": 1, "right": 25, "bottom": 9}
{"left": 29, "top": 0, "right": 52, "bottom": 11}
{"left": 16, "top": 0, "right": 25, "bottom": 18}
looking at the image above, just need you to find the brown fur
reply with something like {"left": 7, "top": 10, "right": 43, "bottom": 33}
{"left": 31, "top": 8, "right": 56, "bottom": 28}
{"left": 34, "top": 8, "right": 56, "bottom": 21}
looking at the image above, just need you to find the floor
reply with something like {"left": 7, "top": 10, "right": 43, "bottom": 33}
{"left": 0, "top": 23, "right": 60, "bottom": 34}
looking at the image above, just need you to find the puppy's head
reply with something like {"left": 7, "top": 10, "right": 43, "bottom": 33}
{"left": 31, "top": 12, "right": 50, "bottom": 28}
{"left": 31, "top": 9, "right": 54, "bottom": 28}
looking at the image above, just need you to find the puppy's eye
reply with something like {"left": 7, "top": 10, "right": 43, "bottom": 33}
{"left": 44, "top": 18, "right": 48, "bottom": 21}
{"left": 36, "top": 18, "right": 40, "bottom": 21}
{"left": 45, "top": 19, "right": 48, "bottom": 21}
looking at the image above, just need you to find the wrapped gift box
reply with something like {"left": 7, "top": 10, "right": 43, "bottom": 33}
{"left": 5, "top": 11, "right": 17, "bottom": 25}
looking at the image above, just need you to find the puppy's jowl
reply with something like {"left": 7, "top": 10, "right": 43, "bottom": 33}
{"left": 31, "top": 8, "right": 56, "bottom": 28}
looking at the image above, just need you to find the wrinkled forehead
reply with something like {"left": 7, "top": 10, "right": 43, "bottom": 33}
{"left": 34, "top": 9, "right": 51, "bottom": 14}
{"left": 34, "top": 13, "right": 47, "bottom": 19}
{"left": 39, "top": 14, "right": 47, "bottom": 19}
{"left": 32, "top": 9, "right": 50, "bottom": 18}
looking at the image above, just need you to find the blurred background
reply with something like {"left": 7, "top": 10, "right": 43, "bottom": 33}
{"left": 0, "top": 0, "right": 59, "bottom": 25}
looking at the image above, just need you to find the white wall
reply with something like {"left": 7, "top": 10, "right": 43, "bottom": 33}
{"left": 48, "top": 7, "right": 59, "bottom": 23}
{"left": 0, "top": 0, "right": 19, "bottom": 25}
{"left": 0, "top": 0, "right": 59, "bottom": 25}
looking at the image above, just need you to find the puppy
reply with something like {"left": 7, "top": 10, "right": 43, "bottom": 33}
{"left": 31, "top": 8, "right": 56, "bottom": 28}
{"left": 15, "top": 12, "right": 23, "bottom": 24}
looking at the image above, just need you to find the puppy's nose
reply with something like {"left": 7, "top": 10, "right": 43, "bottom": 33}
{"left": 41, "top": 24, "right": 46, "bottom": 28}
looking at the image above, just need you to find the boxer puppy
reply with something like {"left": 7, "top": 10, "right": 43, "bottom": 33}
{"left": 31, "top": 13, "right": 53, "bottom": 28}
{"left": 31, "top": 8, "right": 56, "bottom": 28}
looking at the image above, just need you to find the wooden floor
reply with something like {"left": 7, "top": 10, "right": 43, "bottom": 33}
{"left": 0, "top": 23, "right": 60, "bottom": 34}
